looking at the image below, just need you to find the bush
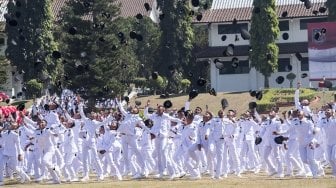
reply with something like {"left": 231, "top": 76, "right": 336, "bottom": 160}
{"left": 26, "top": 79, "right": 43, "bottom": 98}
{"left": 180, "top": 79, "right": 191, "bottom": 93}
{"left": 256, "top": 88, "right": 316, "bottom": 112}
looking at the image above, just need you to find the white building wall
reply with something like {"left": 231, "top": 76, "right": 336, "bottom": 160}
{"left": 207, "top": 17, "right": 324, "bottom": 92}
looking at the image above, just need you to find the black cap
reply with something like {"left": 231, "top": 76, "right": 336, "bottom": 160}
{"left": 8, "top": 19, "right": 18, "bottom": 27}
{"left": 286, "top": 64, "right": 293, "bottom": 71}
{"left": 321, "top": 28, "right": 327, "bottom": 33}
{"left": 188, "top": 71, "right": 193, "bottom": 77}
{"left": 129, "top": 31, "right": 137, "bottom": 39}
{"left": 221, "top": 35, "right": 227, "bottom": 41}
{"left": 52, "top": 51, "right": 62, "bottom": 59}
{"left": 301, "top": 73, "right": 308, "bottom": 78}
{"left": 221, "top": 98, "right": 229, "bottom": 109}
{"left": 249, "top": 101, "right": 257, "bottom": 109}
{"left": 313, "top": 10, "right": 319, "bottom": 15}
{"left": 124, "top": 96, "right": 130, "bottom": 103}
{"left": 16, "top": 103, "right": 25, "bottom": 111}
{"left": 152, "top": 71, "right": 159, "bottom": 80}
{"left": 256, "top": 91, "right": 263, "bottom": 100}
{"left": 135, "top": 13, "right": 143, "bottom": 19}
{"left": 319, "top": 7, "right": 327, "bottom": 13}
{"left": 68, "top": 27, "right": 77, "bottom": 35}
{"left": 159, "top": 13, "right": 165, "bottom": 20}
{"left": 144, "top": 3, "right": 151, "bottom": 11}
{"left": 304, "top": 0, "right": 312, "bottom": 9}
{"left": 274, "top": 136, "right": 288, "bottom": 144}
{"left": 231, "top": 57, "right": 239, "bottom": 68}
{"left": 117, "top": 32, "right": 125, "bottom": 39}
{"left": 5, "top": 99, "right": 10, "bottom": 104}
{"left": 163, "top": 100, "right": 173, "bottom": 109}
{"left": 136, "top": 34, "right": 143, "bottom": 41}
{"left": 17, "top": 92, "right": 23, "bottom": 97}
{"left": 224, "top": 44, "right": 234, "bottom": 56}
{"left": 16, "top": 0, "right": 22, "bottom": 7}
{"left": 295, "top": 52, "right": 303, "bottom": 61}
{"left": 144, "top": 119, "right": 154, "bottom": 128}
{"left": 240, "top": 29, "right": 250, "bottom": 40}
{"left": 135, "top": 100, "right": 141, "bottom": 106}
{"left": 191, "top": 0, "right": 200, "bottom": 7}
{"left": 266, "top": 53, "right": 272, "bottom": 60}
{"left": 234, "top": 34, "right": 239, "bottom": 42}
{"left": 214, "top": 59, "right": 224, "bottom": 70}
{"left": 44, "top": 104, "right": 49, "bottom": 111}
{"left": 232, "top": 18, "right": 237, "bottom": 25}
{"left": 314, "top": 32, "right": 321, "bottom": 41}
{"left": 197, "top": 78, "right": 207, "bottom": 87}
{"left": 255, "top": 136, "right": 262, "bottom": 145}
{"left": 209, "top": 88, "right": 217, "bottom": 96}
{"left": 282, "top": 32, "right": 289, "bottom": 40}
{"left": 276, "top": 76, "right": 285, "bottom": 84}
{"left": 189, "top": 89, "right": 198, "bottom": 100}
{"left": 22, "top": 87, "right": 27, "bottom": 92}
{"left": 324, "top": 80, "right": 332, "bottom": 88}
{"left": 249, "top": 90, "right": 257, "bottom": 97}
{"left": 196, "top": 14, "right": 203, "bottom": 21}
{"left": 281, "top": 11, "right": 288, "bottom": 18}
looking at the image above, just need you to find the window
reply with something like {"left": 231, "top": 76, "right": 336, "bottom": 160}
{"left": 278, "top": 58, "right": 291, "bottom": 72}
{"left": 218, "top": 23, "right": 248, "bottom": 34}
{"left": 300, "top": 18, "right": 328, "bottom": 30}
{"left": 219, "top": 60, "right": 249, "bottom": 74}
{"left": 279, "top": 20, "right": 289, "bottom": 31}
{"left": 301, "top": 57, "right": 309, "bottom": 71}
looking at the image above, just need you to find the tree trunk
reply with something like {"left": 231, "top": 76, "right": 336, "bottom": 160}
{"left": 264, "top": 75, "right": 270, "bottom": 88}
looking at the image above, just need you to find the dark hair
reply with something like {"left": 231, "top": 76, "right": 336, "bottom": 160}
{"left": 184, "top": 110, "right": 194, "bottom": 120}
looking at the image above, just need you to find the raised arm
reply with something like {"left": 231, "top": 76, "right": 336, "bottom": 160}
{"left": 116, "top": 98, "right": 128, "bottom": 117}
{"left": 78, "top": 103, "right": 88, "bottom": 120}
{"left": 295, "top": 83, "right": 302, "bottom": 110}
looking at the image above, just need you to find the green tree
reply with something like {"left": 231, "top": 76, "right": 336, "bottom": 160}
{"left": 156, "top": 0, "right": 195, "bottom": 93}
{"left": 0, "top": 56, "right": 9, "bottom": 88}
{"left": 26, "top": 79, "right": 43, "bottom": 98}
{"left": 250, "top": 0, "right": 279, "bottom": 88}
{"left": 326, "top": 0, "right": 336, "bottom": 21}
{"left": 5, "top": 0, "right": 59, "bottom": 94}
{"left": 58, "top": 0, "right": 139, "bottom": 106}
{"left": 130, "top": 17, "right": 161, "bottom": 79}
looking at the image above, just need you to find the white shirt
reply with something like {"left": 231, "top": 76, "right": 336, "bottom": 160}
{"left": 319, "top": 117, "right": 336, "bottom": 145}
{"left": 240, "top": 118, "right": 259, "bottom": 141}
{"left": 144, "top": 107, "right": 181, "bottom": 137}
{"left": 197, "top": 120, "right": 213, "bottom": 145}
{"left": 2, "top": 130, "right": 24, "bottom": 157}
{"left": 180, "top": 123, "right": 197, "bottom": 151}
{"left": 63, "top": 128, "right": 78, "bottom": 154}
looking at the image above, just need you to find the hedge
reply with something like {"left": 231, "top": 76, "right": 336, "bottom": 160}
{"left": 256, "top": 88, "right": 316, "bottom": 112}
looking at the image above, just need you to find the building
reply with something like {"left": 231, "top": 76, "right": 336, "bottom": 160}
{"left": 195, "top": 0, "right": 329, "bottom": 92}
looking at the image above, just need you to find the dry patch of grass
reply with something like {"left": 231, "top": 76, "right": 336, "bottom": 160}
{"left": 4, "top": 172, "right": 336, "bottom": 188}
{"left": 132, "top": 90, "right": 335, "bottom": 115}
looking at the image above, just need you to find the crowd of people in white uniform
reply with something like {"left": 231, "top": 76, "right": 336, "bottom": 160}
{"left": 0, "top": 84, "right": 336, "bottom": 185}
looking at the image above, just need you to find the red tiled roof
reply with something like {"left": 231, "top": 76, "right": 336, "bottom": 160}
{"left": 197, "top": 2, "right": 328, "bottom": 23}
{"left": 51, "top": 0, "right": 155, "bottom": 20}
{"left": 119, "top": 0, "right": 154, "bottom": 18}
